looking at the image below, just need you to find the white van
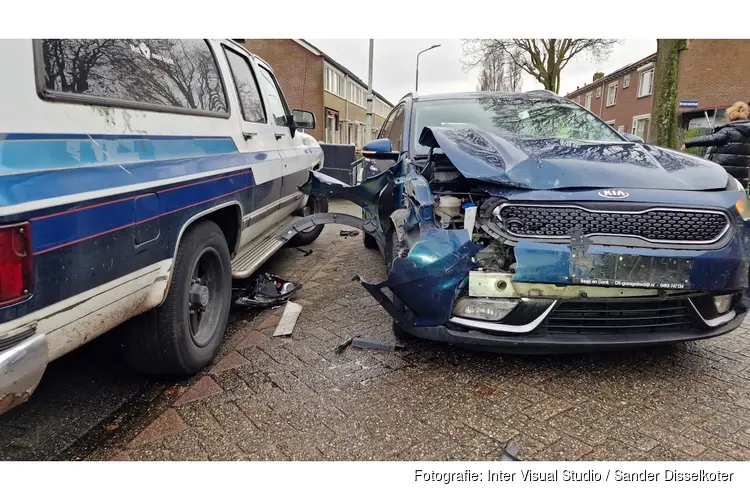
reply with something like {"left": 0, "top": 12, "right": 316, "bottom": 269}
{"left": 0, "top": 39, "right": 326, "bottom": 415}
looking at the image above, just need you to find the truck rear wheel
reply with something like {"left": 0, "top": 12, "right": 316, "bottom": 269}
{"left": 124, "top": 220, "right": 232, "bottom": 377}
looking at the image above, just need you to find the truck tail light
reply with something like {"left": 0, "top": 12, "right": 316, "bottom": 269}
{"left": 0, "top": 223, "right": 33, "bottom": 306}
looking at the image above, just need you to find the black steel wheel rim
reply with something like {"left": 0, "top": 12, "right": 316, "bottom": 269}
{"left": 186, "top": 247, "right": 224, "bottom": 347}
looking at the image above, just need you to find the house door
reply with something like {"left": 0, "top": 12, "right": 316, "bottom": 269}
{"left": 632, "top": 115, "right": 651, "bottom": 142}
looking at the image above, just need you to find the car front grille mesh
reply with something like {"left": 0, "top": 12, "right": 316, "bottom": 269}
{"left": 498, "top": 204, "right": 729, "bottom": 243}
{"left": 541, "top": 298, "right": 696, "bottom": 336}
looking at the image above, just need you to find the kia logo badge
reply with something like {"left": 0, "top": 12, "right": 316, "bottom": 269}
{"left": 598, "top": 189, "right": 629, "bottom": 199}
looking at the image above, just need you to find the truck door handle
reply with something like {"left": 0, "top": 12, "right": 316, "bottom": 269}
{"left": 275, "top": 133, "right": 286, "bottom": 140}
{"left": 243, "top": 132, "right": 257, "bottom": 140}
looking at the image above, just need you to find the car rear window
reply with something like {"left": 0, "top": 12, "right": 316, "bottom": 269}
{"left": 38, "top": 39, "right": 228, "bottom": 115}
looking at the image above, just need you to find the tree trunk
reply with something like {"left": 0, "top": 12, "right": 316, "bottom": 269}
{"left": 649, "top": 39, "right": 687, "bottom": 148}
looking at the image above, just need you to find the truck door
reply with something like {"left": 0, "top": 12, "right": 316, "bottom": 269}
{"left": 219, "top": 43, "right": 282, "bottom": 245}
{"left": 254, "top": 63, "right": 304, "bottom": 216}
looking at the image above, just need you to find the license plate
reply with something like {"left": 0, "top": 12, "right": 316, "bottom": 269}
{"left": 571, "top": 253, "right": 693, "bottom": 290}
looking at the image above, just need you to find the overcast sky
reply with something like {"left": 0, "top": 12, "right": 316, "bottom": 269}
{"left": 306, "top": 39, "right": 657, "bottom": 105}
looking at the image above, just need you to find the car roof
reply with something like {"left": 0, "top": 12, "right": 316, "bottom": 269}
{"left": 407, "top": 89, "right": 565, "bottom": 103}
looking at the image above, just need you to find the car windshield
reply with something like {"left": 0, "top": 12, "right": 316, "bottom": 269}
{"left": 411, "top": 96, "right": 624, "bottom": 155}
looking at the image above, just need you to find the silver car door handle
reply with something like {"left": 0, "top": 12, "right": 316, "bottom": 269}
{"left": 243, "top": 132, "right": 257, "bottom": 140}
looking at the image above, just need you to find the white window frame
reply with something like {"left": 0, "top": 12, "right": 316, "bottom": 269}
{"left": 605, "top": 120, "right": 615, "bottom": 125}
{"left": 606, "top": 82, "right": 617, "bottom": 107}
{"left": 637, "top": 68, "right": 654, "bottom": 98}
{"left": 585, "top": 92, "right": 592, "bottom": 110}
{"left": 617, "top": 125, "right": 625, "bottom": 133}
{"left": 324, "top": 64, "right": 345, "bottom": 98}
{"left": 632, "top": 113, "right": 651, "bottom": 141}
{"left": 595, "top": 86, "right": 601, "bottom": 98}
{"left": 623, "top": 74, "right": 630, "bottom": 88}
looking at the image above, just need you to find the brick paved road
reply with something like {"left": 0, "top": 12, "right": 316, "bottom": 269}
{"left": 4, "top": 200, "right": 750, "bottom": 461}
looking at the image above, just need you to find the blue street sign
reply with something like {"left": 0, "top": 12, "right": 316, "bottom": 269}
{"left": 679, "top": 100, "right": 699, "bottom": 108}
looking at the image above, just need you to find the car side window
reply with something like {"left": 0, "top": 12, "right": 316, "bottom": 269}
{"left": 223, "top": 47, "right": 265, "bottom": 123}
{"left": 256, "top": 66, "right": 289, "bottom": 126}
{"left": 38, "top": 39, "right": 227, "bottom": 115}
{"left": 388, "top": 105, "right": 406, "bottom": 152}
{"left": 378, "top": 108, "right": 397, "bottom": 140}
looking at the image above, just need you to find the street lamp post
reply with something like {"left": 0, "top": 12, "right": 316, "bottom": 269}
{"left": 415, "top": 44, "right": 441, "bottom": 92}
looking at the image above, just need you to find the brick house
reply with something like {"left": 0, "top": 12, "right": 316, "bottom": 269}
{"left": 566, "top": 40, "right": 750, "bottom": 141}
{"left": 238, "top": 39, "right": 393, "bottom": 147}
{"left": 676, "top": 39, "right": 750, "bottom": 130}
{"left": 566, "top": 53, "right": 656, "bottom": 141}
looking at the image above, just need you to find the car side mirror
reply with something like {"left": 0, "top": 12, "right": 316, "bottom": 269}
{"left": 623, "top": 133, "right": 644, "bottom": 144}
{"left": 292, "top": 109, "right": 316, "bottom": 130}
{"left": 362, "top": 138, "right": 399, "bottom": 159}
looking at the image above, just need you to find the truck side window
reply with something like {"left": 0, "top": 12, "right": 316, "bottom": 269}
{"left": 388, "top": 105, "right": 405, "bottom": 152}
{"left": 379, "top": 108, "right": 397, "bottom": 140}
{"left": 38, "top": 39, "right": 227, "bottom": 115}
{"left": 256, "top": 66, "right": 289, "bottom": 127}
{"left": 223, "top": 48, "right": 266, "bottom": 123}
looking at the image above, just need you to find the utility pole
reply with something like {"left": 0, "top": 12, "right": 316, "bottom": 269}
{"left": 416, "top": 44, "right": 440, "bottom": 92}
{"left": 365, "top": 39, "right": 374, "bottom": 142}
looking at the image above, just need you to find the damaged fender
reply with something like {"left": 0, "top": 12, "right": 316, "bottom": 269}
{"left": 276, "top": 159, "right": 484, "bottom": 328}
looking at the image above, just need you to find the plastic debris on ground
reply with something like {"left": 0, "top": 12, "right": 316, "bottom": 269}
{"left": 334, "top": 335, "right": 403, "bottom": 353}
{"left": 273, "top": 301, "right": 303, "bottom": 337}
{"left": 499, "top": 440, "right": 519, "bottom": 461}
{"left": 232, "top": 273, "right": 301, "bottom": 309}
{"left": 339, "top": 230, "right": 360, "bottom": 237}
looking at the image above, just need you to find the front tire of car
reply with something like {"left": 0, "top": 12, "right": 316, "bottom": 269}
{"left": 287, "top": 196, "right": 328, "bottom": 247}
{"left": 363, "top": 232, "right": 378, "bottom": 249}
{"left": 124, "top": 220, "right": 232, "bottom": 377}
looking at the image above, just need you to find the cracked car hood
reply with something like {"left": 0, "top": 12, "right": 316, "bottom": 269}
{"left": 418, "top": 126, "right": 730, "bottom": 191}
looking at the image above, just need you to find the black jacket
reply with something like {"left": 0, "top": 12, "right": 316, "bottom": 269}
{"left": 685, "top": 120, "right": 750, "bottom": 187}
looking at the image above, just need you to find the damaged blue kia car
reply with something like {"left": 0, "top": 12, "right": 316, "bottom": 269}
{"left": 278, "top": 90, "right": 750, "bottom": 353}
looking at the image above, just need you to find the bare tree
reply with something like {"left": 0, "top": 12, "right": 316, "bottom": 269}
{"left": 463, "top": 39, "right": 618, "bottom": 94}
{"left": 475, "top": 49, "right": 522, "bottom": 92}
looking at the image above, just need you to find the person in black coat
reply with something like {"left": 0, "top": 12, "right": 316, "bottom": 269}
{"left": 681, "top": 101, "right": 750, "bottom": 188}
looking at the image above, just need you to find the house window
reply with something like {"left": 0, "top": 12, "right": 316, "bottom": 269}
{"left": 617, "top": 125, "right": 625, "bottom": 133}
{"left": 606, "top": 82, "right": 617, "bottom": 107}
{"left": 577, "top": 96, "right": 582, "bottom": 105}
{"left": 638, "top": 68, "right": 654, "bottom": 98}
{"left": 632, "top": 114, "right": 651, "bottom": 142}
{"left": 324, "top": 65, "right": 345, "bottom": 97}
{"left": 585, "top": 92, "right": 592, "bottom": 110}
{"left": 595, "top": 86, "right": 601, "bottom": 98}
{"left": 623, "top": 74, "right": 630, "bottom": 88}
{"left": 325, "top": 115, "right": 336, "bottom": 143}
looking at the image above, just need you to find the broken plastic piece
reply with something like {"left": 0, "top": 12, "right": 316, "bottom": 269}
{"left": 340, "top": 230, "right": 360, "bottom": 237}
{"left": 351, "top": 337, "right": 403, "bottom": 352}
{"left": 233, "top": 273, "right": 301, "bottom": 308}
{"left": 334, "top": 336, "right": 356, "bottom": 354}
{"left": 499, "top": 440, "right": 519, "bottom": 461}
{"left": 294, "top": 247, "right": 313, "bottom": 256}
{"left": 273, "top": 301, "right": 303, "bottom": 337}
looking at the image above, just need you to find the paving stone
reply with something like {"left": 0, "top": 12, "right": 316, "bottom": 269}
{"left": 128, "top": 409, "right": 187, "bottom": 448}
{"left": 173, "top": 377, "right": 223, "bottom": 407}
{"left": 639, "top": 423, "right": 706, "bottom": 457}
{"left": 210, "top": 351, "right": 251, "bottom": 374}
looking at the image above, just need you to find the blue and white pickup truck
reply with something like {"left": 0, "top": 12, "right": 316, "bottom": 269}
{"left": 0, "top": 39, "right": 326, "bottom": 415}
